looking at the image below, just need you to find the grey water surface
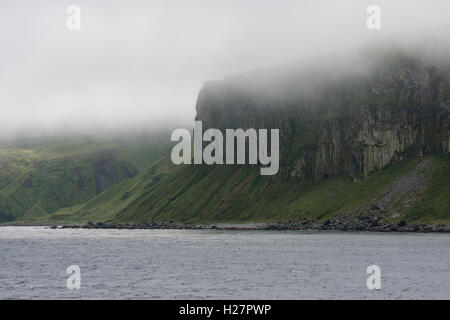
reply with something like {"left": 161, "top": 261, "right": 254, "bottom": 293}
{"left": 0, "top": 226, "right": 449, "bottom": 299}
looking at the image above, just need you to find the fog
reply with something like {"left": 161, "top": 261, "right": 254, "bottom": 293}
{"left": 1, "top": 0, "right": 449, "bottom": 139}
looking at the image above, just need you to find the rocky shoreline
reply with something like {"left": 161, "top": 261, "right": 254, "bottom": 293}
{"left": 49, "top": 219, "right": 450, "bottom": 233}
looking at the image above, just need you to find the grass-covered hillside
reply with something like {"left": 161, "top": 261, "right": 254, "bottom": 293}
{"left": 0, "top": 134, "right": 169, "bottom": 222}
{"left": 42, "top": 154, "right": 449, "bottom": 225}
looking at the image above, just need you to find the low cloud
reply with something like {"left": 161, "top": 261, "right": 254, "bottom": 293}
{"left": 0, "top": 0, "right": 449, "bottom": 138}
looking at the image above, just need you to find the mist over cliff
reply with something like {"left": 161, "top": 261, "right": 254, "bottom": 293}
{"left": 196, "top": 47, "right": 450, "bottom": 181}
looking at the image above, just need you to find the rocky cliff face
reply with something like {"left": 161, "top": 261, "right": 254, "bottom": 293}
{"left": 196, "top": 52, "right": 450, "bottom": 181}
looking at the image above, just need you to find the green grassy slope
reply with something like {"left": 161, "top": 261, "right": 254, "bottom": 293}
{"left": 46, "top": 154, "right": 450, "bottom": 225}
{"left": 404, "top": 156, "right": 450, "bottom": 224}
{"left": 0, "top": 135, "right": 169, "bottom": 222}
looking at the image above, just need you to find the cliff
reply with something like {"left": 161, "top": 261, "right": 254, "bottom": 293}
{"left": 196, "top": 51, "right": 449, "bottom": 181}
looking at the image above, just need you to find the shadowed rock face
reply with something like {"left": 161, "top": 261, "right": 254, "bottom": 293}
{"left": 22, "top": 178, "right": 34, "bottom": 189}
{"left": 196, "top": 52, "right": 450, "bottom": 181}
{"left": 93, "top": 152, "right": 119, "bottom": 194}
{"left": 93, "top": 150, "right": 140, "bottom": 194}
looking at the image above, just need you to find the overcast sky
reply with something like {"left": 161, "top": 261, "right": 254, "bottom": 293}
{"left": 0, "top": 0, "right": 449, "bottom": 137}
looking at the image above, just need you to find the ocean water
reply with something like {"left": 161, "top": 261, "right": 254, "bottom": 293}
{"left": 0, "top": 226, "right": 449, "bottom": 299}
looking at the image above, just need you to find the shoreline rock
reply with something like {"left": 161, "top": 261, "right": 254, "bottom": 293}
{"left": 49, "top": 219, "right": 450, "bottom": 233}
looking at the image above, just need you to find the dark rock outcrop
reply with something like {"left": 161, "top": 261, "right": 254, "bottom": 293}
{"left": 93, "top": 152, "right": 119, "bottom": 194}
{"left": 22, "top": 178, "right": 34, "bottom": 189}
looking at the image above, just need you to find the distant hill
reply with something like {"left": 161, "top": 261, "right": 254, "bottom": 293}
{"left": 0, "top": 134, "right": 169, "bottom": 222}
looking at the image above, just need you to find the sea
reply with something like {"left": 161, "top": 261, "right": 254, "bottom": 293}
{"left": 0, "top": 226, "right": 449, "bottom": 299}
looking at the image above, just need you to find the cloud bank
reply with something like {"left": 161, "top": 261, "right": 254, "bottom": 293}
{"left": 0, "top": 0, "right": 449, "bottom": 138}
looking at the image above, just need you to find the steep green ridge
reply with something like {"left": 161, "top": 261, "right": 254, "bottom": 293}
{"left": 46, "top": 155, "right": 449, "bottom": 225}
{"left": 0, "top": 134, "right": 169, "bottom": 222}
